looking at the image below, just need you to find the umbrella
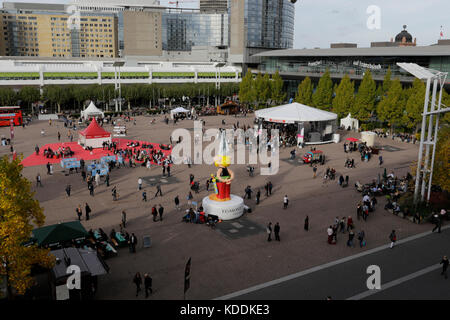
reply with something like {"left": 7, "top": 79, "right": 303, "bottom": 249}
{"left": 346, "top": 137, "right": 359, "bottom": 142}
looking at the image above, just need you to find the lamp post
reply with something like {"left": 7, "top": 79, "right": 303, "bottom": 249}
{"left": 113, "top": 61, "right": 125, "bottom": 113}
{"left": 215, "top": 62, "right": 226, "bottom": 108}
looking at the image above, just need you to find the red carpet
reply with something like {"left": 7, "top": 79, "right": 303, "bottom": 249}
{"left": 21, "top": 138, "right": 172, "bottom": 167}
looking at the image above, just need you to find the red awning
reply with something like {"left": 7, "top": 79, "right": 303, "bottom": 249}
{"left": 346, "top": 137, "right": 359, "bottom": 142}
{"left": 79, "top": 118, "right": 111, "bottom": 138}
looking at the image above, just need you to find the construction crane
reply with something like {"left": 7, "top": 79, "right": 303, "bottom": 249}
{"left": 168, "top": 0, "right": 197, "bottom": 8}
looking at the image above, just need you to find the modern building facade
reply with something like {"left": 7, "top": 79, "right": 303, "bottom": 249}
{"left": 200, "top": 0, "right": 228, "bottom": 13}
{"left": 0, "top": 2, "right": 119, "bottom": 58}
{"left": 229, "top": 0, "right": 295, "bottom": 67}
{"left": 255, "top": 43, "right": 450, "bottom": 98}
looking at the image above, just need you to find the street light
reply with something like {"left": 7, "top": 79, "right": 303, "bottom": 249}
{"left": 396, "top": 63, "right": 449, "bottom": 203}
{"left": 215, "top": 62, "right": 226, "bottom": 107}
{"left": 113, "top": 61, "right": 125, "bottom": 113}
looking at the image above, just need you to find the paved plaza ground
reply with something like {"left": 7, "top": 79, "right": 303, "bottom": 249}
{"left": 0, "top": 114, "right": 430, "bottom": 300}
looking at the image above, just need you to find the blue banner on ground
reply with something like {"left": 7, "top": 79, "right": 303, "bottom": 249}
{"left": 60, "top": 158, "right": 80, "bottom": 169}
{"left": 101, "top": 155, "right": 117, "bottom": 164}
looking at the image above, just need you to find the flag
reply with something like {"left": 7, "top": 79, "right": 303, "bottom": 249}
{"left": 440, "top": 26, "right": 444, "bottom": 39}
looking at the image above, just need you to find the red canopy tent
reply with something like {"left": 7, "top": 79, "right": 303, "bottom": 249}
{"left": 78, "top": 118, "right": 111, "bottom": 148}
{"left": 346, "top": 137, "right": 359, "bottom": 142}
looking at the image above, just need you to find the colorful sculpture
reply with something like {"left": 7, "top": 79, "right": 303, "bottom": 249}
{"left": 210, "top": 131, "right": 235, "bottom": 201}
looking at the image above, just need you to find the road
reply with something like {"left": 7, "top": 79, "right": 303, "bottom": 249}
{"left": 217, "top": 226, "right": 450, "bottom": 300}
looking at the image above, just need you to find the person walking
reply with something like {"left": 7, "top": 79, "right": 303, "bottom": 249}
{"left": 440, "top": 256, "right": 449, "bottom": 279}
{"left": 158, "top": 204, "right": 164, "bottom": 222}
{"left": 264, "top": 183, "right": 269, "bottom": 197}
{"left": 138, "top": 177, "right": 143, "bottom": 190}
{"left": 174, "top": 195, "right": 180, "bottom": 210}
{"left": 46, "top": 162, "right": 51, "bottom": 175}
{"left": 274, "top": 222, "right": 281, "bottom": 241}
{"left": 327, "top": 226, "right": 334, "bottom": 244}
{"left": 36, "top": 173, "right": 43, "bottom": 187}
{"left": 378, "top": 155, "right": 383, "bottom": 166}
{"left": 313, "top": 165, "right": 318, "bottom": 178}
{"left": 266, "top": 222, "right": 272, "bottom": 242}
{"left": 268, "top": 181, "right": 273, "bottom": 196}
{"left": 256, "top": 189, "right": 261, "bottom": 205}
{"left": 65, "top": 184, "right": 71, "bottom": 197}
{"left": 76, "top": 205, "right": 82, "bottom": 221}
{"left": 151, "top": 206, "right": 158, "bottom": 222}
{"left": 154, "top": 184, "right": 162, "bottom": 198}
{"left": 105, "top": 173, "right": 110, "bottom": 187}
{"left": 85, "top": 203, "right": 91, "bottom": 221}
{"left": 432, "top": 212, "right": 442, "bottom": 233}
{"left": 144, "top": 274, "right": 153, "bottom": 297}
{"left": 389, "top": 230, "right": 397, "bottom": 249}
{"left": 283, "top": 195, "right": 289, "bottom": 209}
{"left": 304, "top": 216, "right": 309, "bottom": 231}
{"left": 133, "top": 272, "right": 142, "bottom": 297}
{"left": 347, "top": 216, "right": 353, "bottom": 232}
{"left": 142, "top": 191, "right": 147, "bottom": 202}
{"left": 347, "top": 229, "right": 355, "bottom": 247}
{"left": 121, "top": 210, "right": 127, "bottom": 228}
{"left": 112, "top": 186, "right": 118, "bottom": 201}
{"left": 358, "top": 230, "right": 366, "bottom": 247}
{"left": 95, "top": 172, "right": 100, "bottom": 187}
{"left": 129, "top": 233, "right": 137, "bottom": 253}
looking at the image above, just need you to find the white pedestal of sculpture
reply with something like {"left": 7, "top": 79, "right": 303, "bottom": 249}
{"left": 202, "top": 194, "right": 244, "bottom": 221}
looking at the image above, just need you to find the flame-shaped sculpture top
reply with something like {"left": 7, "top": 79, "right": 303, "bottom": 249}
{"left": 214, "top": 130, "right": 231, "bottom": 168}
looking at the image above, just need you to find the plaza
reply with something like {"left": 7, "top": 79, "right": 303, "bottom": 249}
{"left": 0, "top": 113, "right": 429, "bottom": 299}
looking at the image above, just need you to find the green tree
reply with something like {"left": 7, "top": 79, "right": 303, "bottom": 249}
{"left": 312, "top": 69, "right": 333, "bottom": 110}
{"left": 0, "top": 88, "right": 18, "bottom": 106}
{"left": 0, "top": 156, "right": 55, "bottom": 298}
{"left": 19, "top": 87, "right": 40, "bottom": 112}
{"left": 239, "top": 72, "right": 254, "bottom": 108}
{"left": 270, "top": 71, "right": 286, "bottom": 105}
{"left": 332, "top": 75, "right": 355, "bottom": 118}
{"left": 382, "top": 67, "right": 392, "bottom": 94}
{"left": 353, "top": 70, "right": 377, "bottom": 121}
{"left": 295, "top": 77, "right": 313, "bottom": 105}
{"left": 377, "top": 79, "right": 406, "bottom": 134}
{"left": 403, "top": 78, "right": 426, "bottom": 132}
{"left": 440, "top": 89, "right": 450, "bottom": 124}
{"left": 43, "top": 86, "right": 69, "bottom": 113}
{"left": 433, "top": 125, "right": 450, "bottom": 192}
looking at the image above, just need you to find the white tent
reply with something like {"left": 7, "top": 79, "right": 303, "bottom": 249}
{"left": 81, "top": 101, "right": 105, "bottom": 120}
{"left": 254, "top": 102, "right": 337, "bottom": 123}
{"left": 170, "top": 107, "right": 190, "bottom": 120}
{"left": 340, "top": 113, "right": 359, "bottom": 131}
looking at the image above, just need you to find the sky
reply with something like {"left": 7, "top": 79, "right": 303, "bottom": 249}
{"left": 2, "top": 0, "right": 450, "bottom": 48}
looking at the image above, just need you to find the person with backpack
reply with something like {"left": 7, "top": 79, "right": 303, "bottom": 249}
{"left": 347, "top": 229, "right": 355, "bottom": 247}
{"left": 389, "top": 230, "right": 397, "bottom": 249}
{"left": 266, "top": 222, "right": 272, "bottom": 242}
{"left": 358, "top": 230, "right": 366, "bottom": 247}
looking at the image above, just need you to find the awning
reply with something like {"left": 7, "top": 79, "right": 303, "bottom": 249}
{"left": 255, "top": 102, "right": 337, "bottom": 123}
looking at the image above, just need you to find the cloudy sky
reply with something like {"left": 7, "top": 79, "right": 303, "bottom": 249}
{"left": 2, "top": 0, "right": 449, "bottom": 48}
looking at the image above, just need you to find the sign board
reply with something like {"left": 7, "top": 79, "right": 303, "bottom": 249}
{"left": 61, "top": 158, "right": 80, "bottom": 169}
{"left": 143, "top": 235, "right": 151, "bottom": 248}
{"left": 184, "top": 257, "right": 191, "bottom": 295}
{"left": 101, "top": 155, "right": 117, "bottom": 164}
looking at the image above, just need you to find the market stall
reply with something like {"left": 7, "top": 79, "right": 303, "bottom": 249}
{"left": 170, "top": 107, "right": 190, "bottom": 120}
{"left": 254, "top": 102, "right": 338, "bottom": 146}
{"left": 81, "top": 101, "right": 104, "bottom": 121}
{"left": 78, "top": 118, "right": 112, "bottom": 149}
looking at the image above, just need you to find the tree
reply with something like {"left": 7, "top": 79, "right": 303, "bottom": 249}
{"left": 332, "top": 75, "right": 355, "bottom": 119}
{"left": 43, "top": 86, "right": 69, "bottom": 113}
{"left": 433, "top": 125, "right": 450, "bottom": 192}
{"left": 382, "top": 67, "right": 392, "bottom": 94}
{"left": 440, "top": 89, "right": 450, "bottom": 124}
{"left": 0, "top": 88, "right": 18, "bottom": 106}
{"left": 0, "top": 156, "right": 55, "bottom": 298}
{"left": 239, "top": 72, "right": 254, "bottom": 108}
{"left": 19, "top": 87, "right": 40, "bottom": 113}
{"left": 353, "top": 70, "right": 377, "bottom": 121}
{"left": 312, "top": 69, "right": 333, "bottom": 110}
{"left": 377, "top": 79, "right": 406, "bottom": 134}
{"left": 403, "top": 78, "right": 426, "bottom": 133}
{"left": 270, "top": 71, "right": 286, "bottom": 105}
{"left": 295, "top": 77, "right": 313, "bottom": 105}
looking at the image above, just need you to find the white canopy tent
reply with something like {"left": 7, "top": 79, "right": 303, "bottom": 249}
{"left": 81, "top": 101, "right": 105, "bottom": 120}
{"left": 340, "top": 113, "right": 359, "bottom": 131}
{"left": 170, "top": 107, "right": 190, "bottom": 120}
{"left": 255, "top": 103, "right": 338, "bottom": 145}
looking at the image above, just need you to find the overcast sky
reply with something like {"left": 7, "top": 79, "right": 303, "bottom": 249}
{"left": 2, "top": 0, "right": 449, "bottom": 48}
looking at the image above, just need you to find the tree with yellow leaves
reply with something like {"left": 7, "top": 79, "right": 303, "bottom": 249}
{"left": 433, "top": 125, "right": 450, "bottom": 193}
{"left": 0, "top": 155, "right": 54, "bottom": 298}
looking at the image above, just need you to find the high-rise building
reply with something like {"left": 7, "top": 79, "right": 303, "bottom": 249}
{"left": 230, "top": 0, "right": 295, "bottom": 67}
{"left": 200, "top": 0, "right": 228, "bottom": 13}
{"left": 0, "top": 2, "right": 119, "bottom": 58}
